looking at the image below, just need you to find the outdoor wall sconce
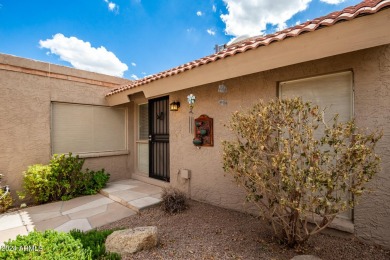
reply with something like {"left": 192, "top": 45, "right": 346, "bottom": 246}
{"left": 169, "top": 101, "right": 180, "bottom": 111}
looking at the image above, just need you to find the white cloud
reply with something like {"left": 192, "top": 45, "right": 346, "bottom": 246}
{"left": 207, "top": 29, "right": 216, "bottom": 36}
{"left": 196, "top": 11, "right": 203, "bottom": 16}
{"left": 39, "top": 33, "right": 128, "bottom": 77}
{"left": 131, "top": 62, "right": 136, "bottom": 67}
{"left": 108, "top": 2, "right": 116, "bottom": 10}
{"left": 130, "top": 74, "right": 139, "bottom": 80}
{"left": 320, "top": 0, "right": 346, "bottom": 4}
{"left": 104, "top": 0, "right": 119, "bottom": 12}
{"left": 212, "top": 4, "right": 217, "bottom": 12}
{"left": 221, "top": 0, "right": 311, "bottom": 37}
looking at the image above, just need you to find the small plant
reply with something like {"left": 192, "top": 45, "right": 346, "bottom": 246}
{"left": 82, "top": 169, "right": 110, "bottom": 195}
{"left": 69, "top": 229, "right": 121, "bottom": 260}
{"left": 19, "top": 153, "right": 110, "bottom": 204}
{"left": 222, "top": 98, "right": 382, "bottom": 247}
{"left": 0, "top": 230, "right": 92, "bottom": 260}
{"left": 161, "top": 186, "right": 188, "bottom": 214}
{"left": 0, "top": 173, "right": 13, "bottom": 212}
{"left": 18, "top": 164, "right": 54, "bottom": 204}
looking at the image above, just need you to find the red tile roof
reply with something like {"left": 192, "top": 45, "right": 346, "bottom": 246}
{"left": 107, "top": 0, "right": 390, "bottom": 97}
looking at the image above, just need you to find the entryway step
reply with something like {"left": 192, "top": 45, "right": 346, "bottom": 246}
{"left": 99, "top": 179, "right": 163, "bottom": 212}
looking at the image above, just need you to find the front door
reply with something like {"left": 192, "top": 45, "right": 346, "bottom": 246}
{"left": 149, "top": 96, "right": 170, "bottom": 182}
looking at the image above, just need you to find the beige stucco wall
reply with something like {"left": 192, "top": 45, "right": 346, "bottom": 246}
{"left": 169, "top": 45, "right": 390, "bottom": 248}
{"left": 0, "top": 54, "right": 133, "bottom": 200}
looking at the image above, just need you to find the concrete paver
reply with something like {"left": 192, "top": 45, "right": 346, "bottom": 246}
{"left": 0, "top": 226, "right": 29, "bottom": 245}
{"left": 0, "top": 179, "right": 162, "bottom": 246}
{"left": 129, "top": 197, "right": 161, "bottom": 210}
{"left": 33, "top": 215, "right": 70, "bottom": 231}
{"left": 61, "top": 197, "right": 113, "bottom": 215}
{"left": 0, "top": 213, "right": 23, "bottom": 231}
{"left": 68, "top": 204, "right": 108, "bottom": 220}
{"left": 88, "top": 203, "right": 137, "bottom": 228}
{"left": 55, "top": 219, "right": 92, "bottom": 233}
{"left": 61, "top": 193, "right": 105, "bottom": 212}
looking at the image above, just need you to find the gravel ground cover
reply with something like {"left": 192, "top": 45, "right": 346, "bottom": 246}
{"left": 98, "top": 200, "right": 390, "bottom": 260}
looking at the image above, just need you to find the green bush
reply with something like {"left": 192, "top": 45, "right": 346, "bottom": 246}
{"left": 0, "top": 230, "right": 92, "bottom": 260}
{"left": 20, "top": 153, "right": 110, "bottom": 204}
{"left": 222, "top": 98, "right": 382, "bottom": 247}
{"left": 0, "top": 173, "right": 13, "bottom": 212}
{"left": 161, "top": 186, "right": 188, "bottom": 214}
{"left": 50, "top": 153, "right": 86, "bottom": 200}
{"left": 18, "top": 164, "right": 55, "bottom": 204}
{"left": 82, "top": 169, "right": 110, "bottom": 196}
{"left": 69, "top": 229, "right": 121, "bottom": 260}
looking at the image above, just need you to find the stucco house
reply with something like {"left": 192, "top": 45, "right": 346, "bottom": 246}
{"left": 1, "top": 0, "right": 390, "bottom": 249}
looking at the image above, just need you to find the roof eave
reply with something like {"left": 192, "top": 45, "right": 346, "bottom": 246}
{"left": 106, "top": 7, "right": 390, "bottom": 106}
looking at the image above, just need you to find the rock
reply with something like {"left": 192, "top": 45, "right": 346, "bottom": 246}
{"left": 291, "top": 255, "right": 322, "bottom": 260}
{"left": 105, "top": 226, "right": 158, "bottom": 255}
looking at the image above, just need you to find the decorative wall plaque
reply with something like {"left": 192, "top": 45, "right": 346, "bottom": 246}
{"left": 193, "top": 114, "right": 213, "bottom": 147}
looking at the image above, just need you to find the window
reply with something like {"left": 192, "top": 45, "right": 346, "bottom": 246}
{"left": 137, "top": 103, "right": 149, "bottom": 173}
{"left": 280, "top": 71, "right": 353, "bottom": 124}
{"left": 51, "top": 102, "right": 127, "bottom": 156}
{"left": 280, "top": 71, "right": 353, "bottom": 220}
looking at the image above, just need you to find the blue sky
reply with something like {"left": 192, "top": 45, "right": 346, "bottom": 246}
{"left": 0, "top": 0, "right": 362, "bottom": 79}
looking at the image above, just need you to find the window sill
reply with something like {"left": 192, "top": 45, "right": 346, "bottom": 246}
{"left": 75, "top": 150, "right": 129, "bottom": 159}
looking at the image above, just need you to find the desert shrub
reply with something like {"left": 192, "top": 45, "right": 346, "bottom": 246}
{"left": 20, "top": 153, "right": 110, "bottom": 204}
{"left": 0, "top": 173, "right": 13, "bottom": 212}
{"left": 161, "top": 186, "right": 188, "bottom": 214}
{"left": 0, "top": 230, "right": 92, "bottom": 260}
{"left": 222, "top": 98, "right": 382, "bottom": 247}
{"left": 69, "top": 229, "right": 121, "bottom": 260}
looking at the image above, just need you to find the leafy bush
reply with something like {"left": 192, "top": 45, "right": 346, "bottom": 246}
{"left": 18, "top": 165, "right": 55, "bottom": 204}
{"left": 0, "top": 230, "right": 92, "bottom": 260}
{"left": 161, "top": 186, "right": 188, "bottom": 214}
{"left": 82, "top": 169, "right": 111, "bottom": 195}
{"left": 50, "top": 153, "right": 86, "bottom": 200}
{"left": 20, "top": 153, "right": 110, "bottom": 204}
{"left": 222, "top": 98, "right": 382, "bottom": 247}
{"left": 69, "top": 229, "right": 121, "bottom": 260}
{"left": 0, "top": 173, "right": 13, "bottom": 212}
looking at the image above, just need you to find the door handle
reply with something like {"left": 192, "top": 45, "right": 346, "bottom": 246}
{"left": 148, "top": 135, "right": 152, "bottom": 141}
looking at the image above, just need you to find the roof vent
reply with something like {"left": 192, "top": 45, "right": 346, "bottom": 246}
{"left": 214, "top": 44, "right": 227, "bottom": 53}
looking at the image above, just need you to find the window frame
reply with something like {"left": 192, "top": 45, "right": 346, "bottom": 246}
{"left": 136, "top": 102, "right": 149, "bottom": 174}
{"left": 50, "top": 102, "right": 128, "bottom": 158}
{"left": 278, "top": 71, "right": 354, "bottom": 121}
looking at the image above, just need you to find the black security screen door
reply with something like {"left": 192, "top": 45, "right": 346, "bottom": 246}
{"left": 149, "top": 96, "right": 170, "bottom": 182}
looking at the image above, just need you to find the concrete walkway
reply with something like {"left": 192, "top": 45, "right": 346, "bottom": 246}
{"left": 0, "top": 179, "right": 162, "bottom": 245}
